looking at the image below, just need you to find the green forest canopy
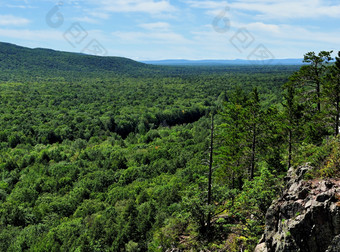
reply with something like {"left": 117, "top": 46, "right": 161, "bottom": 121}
{"left": 0, "top": 43, "right": 339, "bottom": 251}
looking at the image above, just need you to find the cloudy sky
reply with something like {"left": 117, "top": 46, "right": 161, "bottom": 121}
{"left": 0, "top": 0, "right": 339, "bottom": 60}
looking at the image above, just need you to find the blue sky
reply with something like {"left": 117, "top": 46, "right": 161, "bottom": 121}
{"left": 0, "top": 0, "right": 339, "bottom": 60}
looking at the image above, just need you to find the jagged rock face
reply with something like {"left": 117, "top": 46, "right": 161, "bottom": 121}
{"left": 255, "top": 165, "right": 340, "bottom": 252}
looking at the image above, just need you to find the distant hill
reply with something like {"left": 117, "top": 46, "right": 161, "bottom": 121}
{"left": 141, "top": 59, "right": 305, "bottom": 66}
{"left": 0, "top": 42, "right": 148, "bottom": 76}
{"left": 0, "top": 42, "right": 304, "bottom": 80}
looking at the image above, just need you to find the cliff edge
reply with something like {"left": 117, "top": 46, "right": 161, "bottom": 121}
{"left": 255, "top": 164, "right": 340, "bottom": 252}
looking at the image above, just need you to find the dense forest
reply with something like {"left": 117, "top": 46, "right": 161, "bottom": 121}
{"left": 0, "top": 42, "right": 339, "bottom": 251}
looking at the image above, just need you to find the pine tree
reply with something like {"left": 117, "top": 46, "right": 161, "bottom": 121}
{"left": 206, "top": 114, "right": 214, "bottom": 234}
{"left": 324, "top": 51, "right": 340, "bottom": 136}
{"left": 282, "top": 73, "right": 303, "bottom": 169}
{"left": 216, "top": 96, "right": 248, "bottom": 190}
{"left": 302, "top": 51, "right": 333, "bottom": 112}
{"left": 247, "top": 87, "right": 261, "bottom": 180}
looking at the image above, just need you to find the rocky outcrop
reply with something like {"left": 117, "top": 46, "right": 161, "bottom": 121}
{"left": 255, "top": 164, "right": 340, "bottom": 252}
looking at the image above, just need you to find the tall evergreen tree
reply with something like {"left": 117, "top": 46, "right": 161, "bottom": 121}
{"left": 324, "top": 51, "right": 340, "bottom": 136}
{"left": 247, "top": 88, "right": 261, "bottom": 180}
{"left": 216, "top": 89, "right": 249, "bottom": 189}
{"left": 302, "top": 51, "right": 333, "bottom": 112}
{"left": 282, "top": 73, "right": 304, "bottom": 169}
{"left": 206, "top": 114, "right": 214, "bottom": 234}
{"left": 289, "top": 51, "right": 334, "bottom": 143}
{"left": 216, "top": 102, "right": 247, "bottom": 189}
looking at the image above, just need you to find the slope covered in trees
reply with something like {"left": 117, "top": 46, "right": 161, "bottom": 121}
{"left": 1, "top": 42, "right": 339, "bottom": 251}
{"left": 0, "top": 42, "right": 147, "bottom": 76}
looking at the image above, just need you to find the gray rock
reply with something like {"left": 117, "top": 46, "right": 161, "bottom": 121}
{"left": 316, "top": 192, "right": 332, "bottom": 202}
{"left": 255, "top": 164, "right": 340, "bottom": 252}
{"left": 297, "top": 188, "right": 309, "bottom": 199}
{"left": 289, "top": 182, "right": 300, "bottom": 194}
{"left": 305, "top": 200, "right": 313, "bottom": 208}
{"left": 320, "top": 181, "right": 334, "bottom": 192}
{"left": 254, "top": 243, "right": 268, "bottom": 252}
{"left": 326, "top": 234, "right": 340, "bottom": 252}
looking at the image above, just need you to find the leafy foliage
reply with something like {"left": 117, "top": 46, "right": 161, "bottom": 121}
{"left": 1, "top": 43, "right": 339, "bottom": 251}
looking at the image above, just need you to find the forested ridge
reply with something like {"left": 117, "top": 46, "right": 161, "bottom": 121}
{"left": 0, "top": 42, "right": 339, "bottom": 251}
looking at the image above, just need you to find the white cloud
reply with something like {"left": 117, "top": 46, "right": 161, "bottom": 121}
{"left": 112, "top": 30, "right": 191, "bottom": 44}
{"left": 74, "top": 16, "right": 100, "bottom": 24}
{"left": 0, "top": 15, "right": 31, "bottom": 26}
{"left": 187, "top": 15, "right": 340, "bottom": 60}
{"left": 87, "top": 11, "right": 110, "bottom": 20}
{"left": 234, "top": 21, "right": 280, "bottom": 33}
{"left": 267, "top": 24, "right": 340, "bottom": 45}
{"left": 0, "top": 28, "right": 63, "bottom": 41}
{"left": 139, "top": 22, "right": 170, "bottom": 31}
{"left": 186, "top": 0, "right": 340, "bottom": 20}
{"left": 88, "top": 0, "right": 176, "bottom": 15}
{"left": 185, "top": 0, "right": 228, "bottom": 9}
{"left": 228, "top": 20, "right": 340, "bottom": 45}
{"left": 6, "top": 4, "right": 36, "bottom": 9}
{"left": 230, "top": 0, "right": 340, "bottom": 20}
